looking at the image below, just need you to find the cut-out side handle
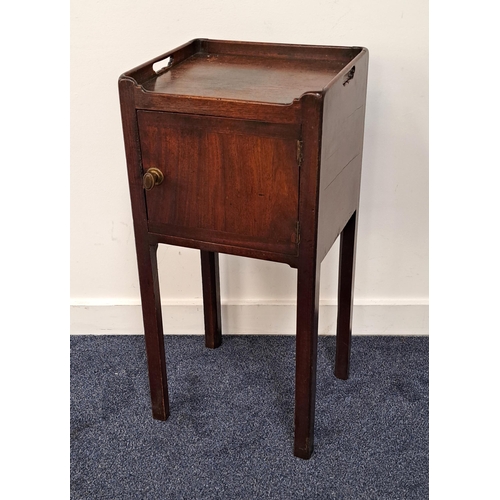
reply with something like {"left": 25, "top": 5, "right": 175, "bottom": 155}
{"left": 152, "top": 56, "right": 174, "bottom": 74}
{"left": 343, "top": 66, "right": 355, "bottom": 86}
{"left": 119, "top": 39, "right": 204, "bottom": 85}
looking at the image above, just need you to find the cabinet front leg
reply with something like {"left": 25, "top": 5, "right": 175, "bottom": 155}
{"left": 294, "top": 262, "right": 320, "bottom": 459}
{"left": 201, "top": 250, "right": 222, "bottom": 349}
{"left": 137, "top": 242, "right": 170, "bottom": 420}
{"left": 335, "top": 211, "right": 358, "bottom": 380}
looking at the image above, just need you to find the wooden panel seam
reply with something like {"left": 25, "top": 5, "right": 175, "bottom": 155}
{"left": 322, "top": 153, "right": 361, "bottom": 192}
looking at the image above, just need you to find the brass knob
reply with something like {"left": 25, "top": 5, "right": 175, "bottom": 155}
{"left": 143, "top": 167, "right": 164, "bottom": 191}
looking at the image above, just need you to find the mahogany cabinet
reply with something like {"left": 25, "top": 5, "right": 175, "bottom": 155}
{"left": 119, "top": 39, "right": 369, "bottom": 459}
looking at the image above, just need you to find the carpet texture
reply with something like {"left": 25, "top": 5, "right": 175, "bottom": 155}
{"left": 70, "top": 335, "right": 428, "bottom": 499}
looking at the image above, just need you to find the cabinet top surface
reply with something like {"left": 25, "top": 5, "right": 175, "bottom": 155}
{"left": 132, "top": 41, "right": 363, "bottom": 105}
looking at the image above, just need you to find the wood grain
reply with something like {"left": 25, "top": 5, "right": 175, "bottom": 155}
{"left": 317, "top": 50, "right": 369, "bottom": 262}
{"left": 142, "top": 52, "right": 349, "bottom": 104}
{"left": 202, "top": 39, "right": 362, "bottom": 63}
{"left": 147, "top": 231, "right": 299, "bottom": 268}
{"left": 134, "top": 91, "right": 301, "bottom": 124}
{"left": 122, "top": 39, "right": 363, "bottom": 123}
{"left": 138, "top": 111, "right": 300, "bottom": 255}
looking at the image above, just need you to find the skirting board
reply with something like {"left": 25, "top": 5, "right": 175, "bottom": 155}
{"left": 70, "top": 301, "right": 428, "bottom": 336}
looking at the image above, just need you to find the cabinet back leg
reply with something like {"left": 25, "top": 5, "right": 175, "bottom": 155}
{"left": 201, "top": 250, "right": 222, "bottom": 348}
{"left": 334, "top": 211, "right": 358, "bottom": 380}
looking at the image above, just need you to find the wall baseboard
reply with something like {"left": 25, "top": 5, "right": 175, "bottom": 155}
{"left": 70, "top": 301, "right": 428, "bottom": 335}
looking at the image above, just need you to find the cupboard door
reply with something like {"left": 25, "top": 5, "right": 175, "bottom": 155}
{"left": 137, "top": 111, "right": 300, "bottom": 255}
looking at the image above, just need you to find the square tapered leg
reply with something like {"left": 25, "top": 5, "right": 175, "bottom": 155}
{"left": 137, "top": 242, "right": 170, "bottom": 420}
{"left": 201, "top": 250, "right": 222, "bottom": 349}
{"left": 335, "top": 211, "right": 358, "bottom": 380}
{"left": 293, "top": 262, "right": 320, "bottom": 459}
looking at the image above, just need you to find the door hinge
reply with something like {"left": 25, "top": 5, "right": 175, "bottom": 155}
{"left": 296, "top": 140, "right": 303, "bottom": 168}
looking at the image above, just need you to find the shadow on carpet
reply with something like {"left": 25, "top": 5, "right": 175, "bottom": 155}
{"left": 70, "top": 335, "right": 428, "bottom": 499}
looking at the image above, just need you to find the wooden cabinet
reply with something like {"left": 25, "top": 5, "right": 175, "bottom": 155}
{"left": 119, "top": 38, "right": 369, "bottom": 459}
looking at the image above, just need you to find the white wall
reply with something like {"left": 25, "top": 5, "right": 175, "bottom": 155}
{"left": 70, "top": 0, "right": 428, "bottom": 334}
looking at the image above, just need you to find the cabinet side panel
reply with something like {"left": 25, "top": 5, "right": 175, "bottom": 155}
{"left": 317, "top": 52, "right": 369, "bottom": 262}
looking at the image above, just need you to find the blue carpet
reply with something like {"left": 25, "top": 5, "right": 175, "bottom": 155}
{"left": 70, "top": 335, "right": 428, "bottom": 499}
